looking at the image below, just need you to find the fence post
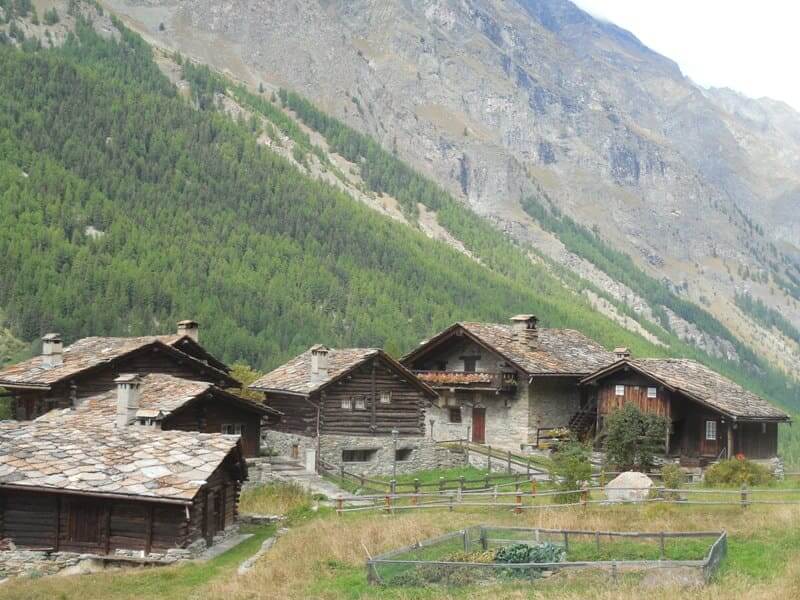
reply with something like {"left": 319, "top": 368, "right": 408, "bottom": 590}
{"left": 581, "top": 485, "right": 589, "bottom": 512}
{"left": 611, "top": 561, "right": 617, "bottom": 582}
{"left": 487, "top": 446, "right": 492, "bottom": 472}
{"left": 515, "top": 492, "right": 522, "bottom": 514}
{"left": 527, "top": 456, "right": 531, "bottom": 477}
{"left": 480, "top": 527, "right": 487, "bottom": 550}
{"left": 439, "top": 477, "right": 445, "bottom": 493}
{"left": 740, "top": 484, "right": 749, "bottom": 510}
{"left": 493, "top": 485, "right": 498, "bottom": 503}
{"left": 360, "top": 474, "right": 365, "bottom": 489}
{"left": 507, "top": 450, "right": 512, "bottom": 474}
{"left": 390, "top": 479, "right": 396, "bottom": 495}
{"left": 530, "top": 479, "right": 537, "bottom": 499}
{"left": 384, "top": 494, "right": 392, "bottom": 514}
{"left": 336, "top": 496, "right": 344, "bottom": 516}
{"left": 459, "top": 476, "right": 465, "bottom": 493}
{"left": 484, "top": 474, "right": 490, "bottom": 489}
{"left": 411, "top": 491, "right": 418, "bottom": 506}
{"left": 659, "top": 532, "right": 666, "bottom": 559}
{"left": 463, "top": 528, "right": 470, "bottom": 551}
{"left": 595, "top": 531, "right": 600, "bottom": 553}
{"left": 449, "top": 492, "right": 455, "bottom": 512}
{"left": 414, "top": 478, "right": 420, "bottom": 494}
{"left": 599, "top": 468, "right": 606, "bottom": 489}
{"left": 563, "top": 531, "right": 569, "bottom": 553}
{"left": 515, "top": 480, "right": 520, "bottom": 493}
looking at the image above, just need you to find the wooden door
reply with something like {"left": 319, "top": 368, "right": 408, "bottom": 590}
{"left": 699, "top": 418, "right": 720, "bottom": 457}
{"left": 67, "top": 501, "right": 102, "bottom": 548}
{"left": 472, "top": 407, "right": 486, "bottom": 444}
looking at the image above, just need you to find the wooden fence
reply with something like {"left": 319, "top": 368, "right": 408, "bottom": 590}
{"left": 366, "top": 525, "right": 727, "bottom": 586}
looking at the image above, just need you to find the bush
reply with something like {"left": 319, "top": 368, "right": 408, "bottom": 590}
{"left": 603, "top": 403, "right": 670, "bottom": 471}
{"left": 660, "top": 463, "right": 684, "bottom": 500}
{"left": 551, "top": 441, "right": 592, "bottom": 503}
{"left": 494, "top": 542, "right": 565, "bottom": 564}
{"left": 705, "top": 458, "right": 773, "bottom": 486}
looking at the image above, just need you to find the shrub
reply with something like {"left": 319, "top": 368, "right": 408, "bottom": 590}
{"left": 494, "top": 542, "right": 565, "bottom": 564}
{"left": 603, "top": 403, "right": 670, "bottom": 471}
{"left": 551, "top": 440, "right": 592, "bottom": 503}
{"left": 660, "top": 463, "right": 684, "bottom": 499}
{"left": 705, "top": 458, "right": 773, "bottom": 486}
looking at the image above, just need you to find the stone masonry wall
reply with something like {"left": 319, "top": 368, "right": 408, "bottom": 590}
{"left": 528, "top": 379, "right": 581, "bottom": 432}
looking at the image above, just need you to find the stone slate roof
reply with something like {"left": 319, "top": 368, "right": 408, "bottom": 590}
{"left": 584, "top": 359, "right": 790, "bottom": 421}
{"left": 0, "top": 336, "right": 236, "bottom": 388}
{"left": 38, "top": 374, "right": 277, "bottom": 427}
{"left": 0, "top": 419, "right": 241, "bottom": 503}
{"left": 405, "top": 322, "right": 616, "bottom": 376}
{"left": 249, "top": 347, "right": 437, "bottom": 398}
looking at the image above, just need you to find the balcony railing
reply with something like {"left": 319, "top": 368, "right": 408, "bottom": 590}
{"left": 414, "top": 370, "right": 518, "bottom": 392}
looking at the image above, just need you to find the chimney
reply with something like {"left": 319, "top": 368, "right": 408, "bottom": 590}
{"left": 115, "top": 374, "right": 141, "bottom": 428}
{"left": 310, "top": 345, "right": 329, "bottom": 384}
{"left": 510, "top": 314, "right": 538, "bottom": 348}
{"left": 614, "top": 347, "right": 631, "bottom": 361}
{"left": 177, "top": 320, "right": 199, "bottom": 342}
{"left": 41, "top": 333, "right": 63, "bottom": 369}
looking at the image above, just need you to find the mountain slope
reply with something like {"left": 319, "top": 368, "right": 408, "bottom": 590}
{"left": 102, "top": 0, "right": 800, "bottom": 378}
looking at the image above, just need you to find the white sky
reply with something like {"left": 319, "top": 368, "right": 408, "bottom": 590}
{"left": 572, "top": 0, "right": 800, "bottom": 111}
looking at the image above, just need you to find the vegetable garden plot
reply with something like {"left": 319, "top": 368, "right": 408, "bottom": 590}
{"left": 367, "top": 526, "right": 727, "bottom": 587}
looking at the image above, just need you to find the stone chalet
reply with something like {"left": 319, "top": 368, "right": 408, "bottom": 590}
{"left": 250, "top": 345, "right": 456, "bottom": 476}
{"left": 581, "top": 358, "right": 790, "bottom": 464}
{"left": 401, "top": 315, "right": 617, "bottom": 450}
{"left": 0, "top": 321, "right": 239, "bottom": 421}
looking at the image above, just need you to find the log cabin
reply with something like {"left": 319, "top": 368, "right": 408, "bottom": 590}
{"left": 0, "top": 417, "right": 247, "bottom": 555}
{"left": 0, "top": 321, "right": 239, "bottom": 421}
{"left": 38, "top": 373, "right": 280, "bottom": 458}
{"left": 580, "top": 357, "right": 791, "bottom": 464}
{"left": 249, "top": 345, "right": 440, "bottom": 475}
{"left": 401, "top": 315, "right": 616, "bottom": 450}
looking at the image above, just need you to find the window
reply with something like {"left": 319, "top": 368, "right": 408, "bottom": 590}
{"left": 462, "top": 356, "right": 479, "bottom": 372}
{"left": 341, "top": 398, "right": 352, "bottom": 410}
{"left": 354, "top": 397, "right": 366, "bottom": 410}
{"left": 342, "top": 449, "right": 377, "bottom": 462}
{"left": 448, "top": 407, "right": 462, "bottom": 423}
{"left": 705, "top": 420, "right": 717, "bottom": 441}
{"left": 395, "top": 448, "right": 413, "bottom": 462}
{"left": 379, "top": 391, "right": 392, "bottom": 404}
{"left": 221, "top": 424, "right": 244, "bottom": 435}
{"left": 647, "top": 387, "right": 657, "bottom": 399}
{"left": 615, "top": 385, "right": 625, "bottom": 397}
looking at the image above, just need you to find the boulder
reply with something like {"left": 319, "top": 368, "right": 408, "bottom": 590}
{"left": 605, "top": 471, "right": 653, "bottom": 503}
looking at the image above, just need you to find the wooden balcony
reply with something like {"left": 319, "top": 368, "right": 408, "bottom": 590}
{"left": 414, "top": 370, "right": 518, "bottom": 393}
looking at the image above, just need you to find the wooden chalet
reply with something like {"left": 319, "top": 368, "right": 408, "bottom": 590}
{"left": 402, "top": 315, "right": 616, "bottom": 449}
{"left": 39, "top": 373, "right": 280, "bottom": 458}
{"left": 0, "top": 321, "right": 239, "bottom": 421}
{"left": 581, "top": 358, "right": 790, "bottom": 463}
{"left": 249, "top": 345, "right": 438, "bottom": 472}
{"left": 0, "top": 419, "right": 246, "bottom": 554}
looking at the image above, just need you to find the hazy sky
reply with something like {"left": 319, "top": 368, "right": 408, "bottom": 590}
{"left": 572, "top": 1, "right": 800, "bottom": 111}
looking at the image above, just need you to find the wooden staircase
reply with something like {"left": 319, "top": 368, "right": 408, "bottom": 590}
{"left": 568, "top": 401, "right": 597, "bottom": 440}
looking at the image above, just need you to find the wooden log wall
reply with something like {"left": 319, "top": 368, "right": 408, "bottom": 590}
{"left": 736, "top": 422, "right": 778, "bottom": 459}
{"left": 597, "top": 380, "right": 671, "bottom": 419}
{"left": 263, "top": 394, "right": 316, "bottom": 436}
{"left": 321, "top": 357, "right": 425, "bottom": 436}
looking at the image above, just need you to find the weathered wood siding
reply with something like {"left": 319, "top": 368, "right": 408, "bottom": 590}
{"left": 736, "top": 422, "right": 778, "bottom": 459}
{"left": 320, "top": 357, "right": 425, "bottom": 436}
{"left": 597, "top": 380, "right": 670, "bottom": 418}
{"left": 263, "top": 394, "right": 317, "bottom": 436}
{"left": 164, "top": 395, "right": 262, "bottom": 457}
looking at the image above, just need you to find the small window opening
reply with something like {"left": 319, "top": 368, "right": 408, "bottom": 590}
{"left": 222, "top": 423, "right": 244, "bottom": 435}
{"left": 342, "top": 449, "right": 377, "bottom": 462}
{"left": 395, "top": 448, "right": 413, "bottom": 461}
{"left": 705, "top": 420, "right": 717, "bottom": 441}
{"left": 647, "top": 387, "right": 657, "bottom": 399}
{"left": 615, "top": 385, "right": 625, "bottom": 397}
{"left": 448, "top": 407, "right": 462, "bottom": 423}
{"left": 380, "top": 391, "right": 392, "bottom": 404}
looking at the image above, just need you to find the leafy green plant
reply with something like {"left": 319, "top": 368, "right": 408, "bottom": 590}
{"left": 551, "top": 441, "right": 592, "bottom": 503}
{"left": 705, "top": 458, "right": 773, "bottom": 486}
{"left": 660, "top": 463, "right": 684, "bottom": 500}
{"left": 603, "top": 403, "right": 670, "bottom": 471}
{"left": 494, "top": 542, "right": 565, "bottom": 564}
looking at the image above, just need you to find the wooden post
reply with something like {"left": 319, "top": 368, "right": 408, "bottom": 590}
{"left": 659, "top": 532, "right": 665, "bottom": 559}
{"left": 599, "top": 469, "right": 606, "bottom": 489}
{"left": 515, "top": 481, "right": 520, "bottom": 493}
{"left": 530, "top": 479, "right": 537, "bottom": 498}
{"left": 463, "top": 528, "right": 470, "bottom": 551}
{"left": 741, "top": 484, "right": 748, "bottom": 510}
{"left": 411, "top": 492, "right": 418, "bottom": 506}
{"left": 390, "top": 480, "right": 397, "bottom": 495}
{"left": 439, "top": 477, "right": 445, "bottom": 493}
{"left": 581, "top": 485, "right": 589, "bottom": 512}
{"left": 359, "top": 474, "right": 365, "bottom": 489}
{"left": 414, "top": 478, "right": 420, "bottom": 494}
{"left": 595, "top": 531, "right": 600, "bottom": 554}
{"left": 459, "top": 476, "right": 465, "bottom": 493}
{"left": 336, "top": 496, "right": 344, "bottom": 515}
{"left": 563, "top": 531, "right": 569, "bottom": 553}
{"left": 480, "top": 527, "right": 487, "bottom": 550}
{"left": 507, "top": 450, "right": 512, "bottom": 474}
{"left": 487, "top": 446, "right": 492, "bottom": 472}
{"left": 449, "top": 493, "right": 455, "bottom": 512}
{"left": 484, "top": 474, "right": 490, "bottom": 489}
{"left": 515, "top": 492, "right": 522, "bottom": 514}
{"left": 527, "top": 457, "right": 531, "bottom": 477}
{"left": 384, "top": 495, "right": 392, "bottom": 514}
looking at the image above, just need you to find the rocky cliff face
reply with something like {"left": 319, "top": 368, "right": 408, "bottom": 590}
{"left": 105, "top": 0, "right": 800, "bottom": 368}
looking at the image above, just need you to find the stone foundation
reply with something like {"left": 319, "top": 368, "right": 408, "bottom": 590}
{"left": 243, "top": 457, "right": 273, "bottom": 489}
{"left": 262, "top": 429, "right": 466, "bottom": 477}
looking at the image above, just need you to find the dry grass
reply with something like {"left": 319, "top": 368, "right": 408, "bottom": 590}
{"left": 238, "top": 481, "right": 311, "bottom": 516}
{"left": 201, "top": 503, "right": 800, "bottom": 599}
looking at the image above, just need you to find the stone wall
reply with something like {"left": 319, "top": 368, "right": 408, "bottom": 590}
{"left": 243, "top": 457, "right": 273, "bottom": 489}
{"left": 424, "top": 388, "right": 530, "bottom": 451}
{"left": 262, "top": 429, "right": 465, "bottom": 476}
{"left": 261, "top": 429, "right": 317, "bottom": 461}
{"left": 528, "top": 378, "right": 581, "bottom": 432}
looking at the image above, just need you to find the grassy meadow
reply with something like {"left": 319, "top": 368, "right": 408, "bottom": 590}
{"left": 2, "top": 481, "right": 800, "bottom": 600}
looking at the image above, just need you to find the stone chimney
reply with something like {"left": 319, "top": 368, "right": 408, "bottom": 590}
{"left": 41, "top": 333, "right": 63, "bottom": 369}
{"left": 614, "top": 347, "right": 632, "bottom": 361}
{"left": 510, "top": 314, "right": 539, "bottom": 348}
{"left": 177, "top": 320, "right": 199, "bottom": 342}
{"left": 310, "top": 345, "right": 330, "bottom": 384}
{"left": 115, "top": 374, "right": 141, "bottom": 428}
